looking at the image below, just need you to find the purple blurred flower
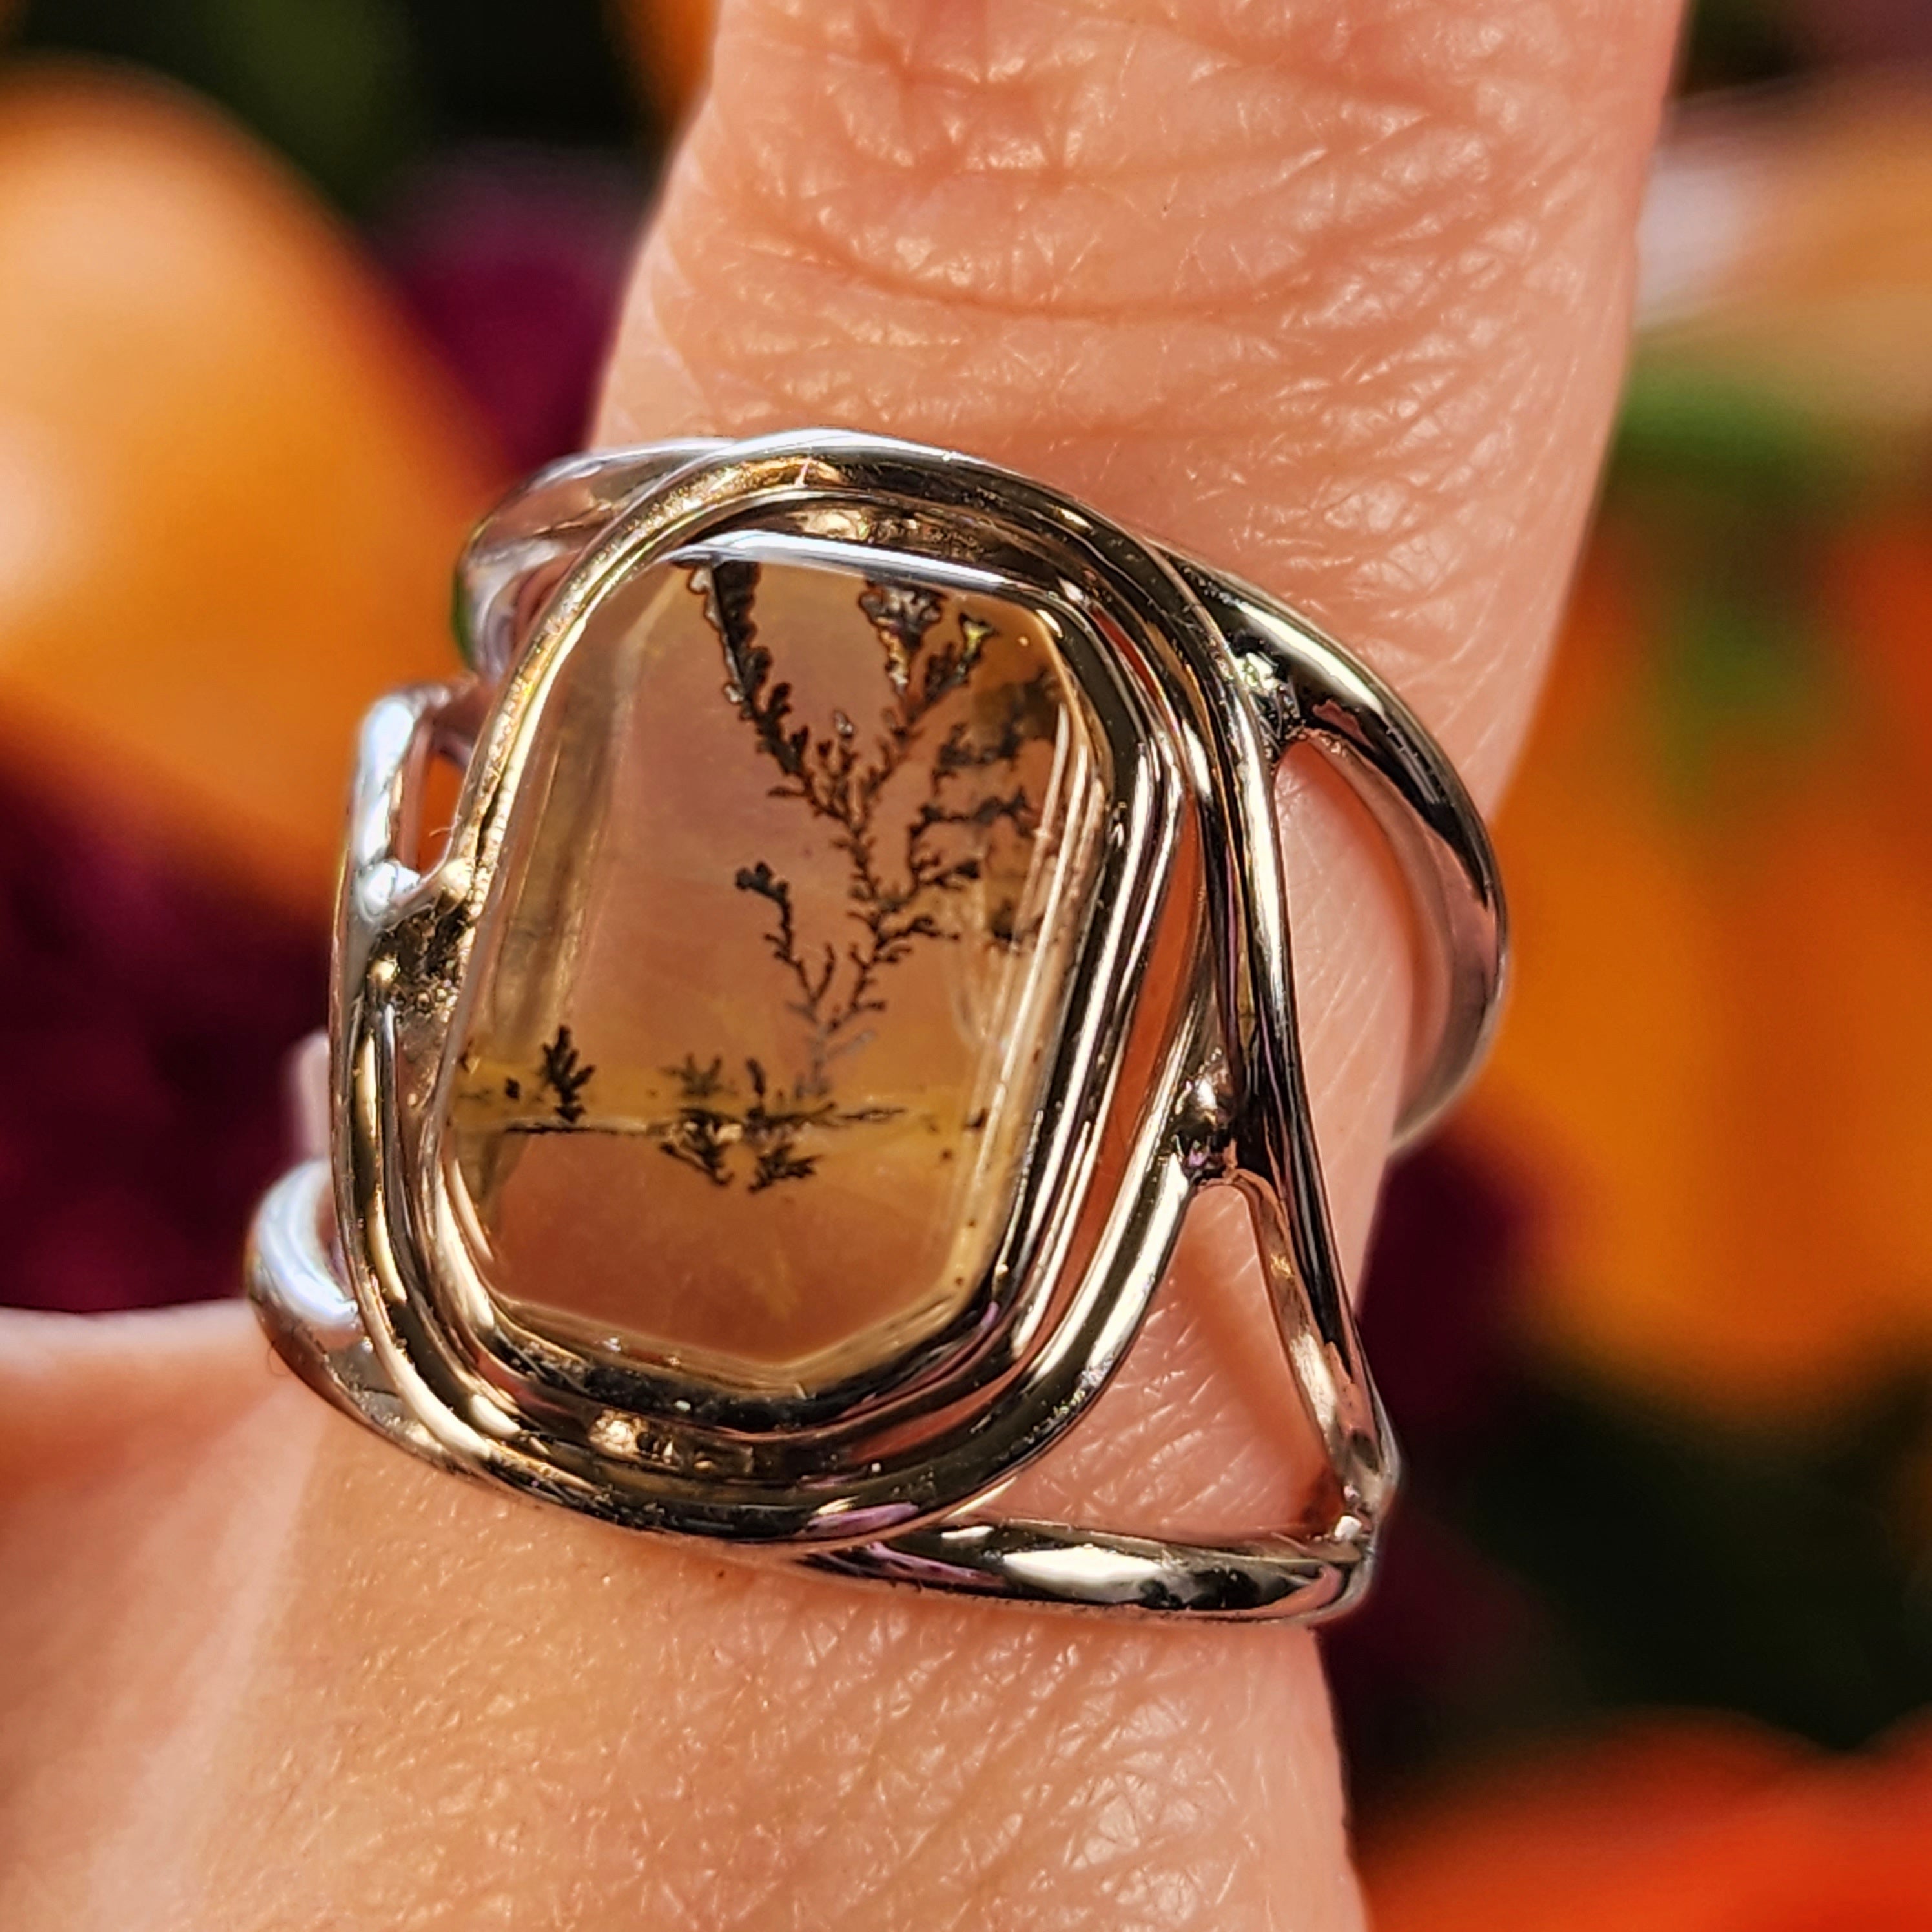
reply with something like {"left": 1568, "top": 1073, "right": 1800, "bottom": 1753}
{"left": 0, "top": 766, "right": 322, "bottom": 1312}
{"left": 380, "top": 146, "right": 647, "bottom": 473}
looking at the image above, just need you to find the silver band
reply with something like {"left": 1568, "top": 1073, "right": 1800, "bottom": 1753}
{"left": 249, "top": 430, "right": 1505, "bottom": 1619}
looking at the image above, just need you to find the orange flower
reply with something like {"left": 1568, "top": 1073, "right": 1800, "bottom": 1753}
{"left": 621, "top": 0, "right": 717, "bottom": 126}
{"left": 1467, "top": 487, "right": 1932, "bottom": 1412}
{"left": 0, "top": 63, "right": 497, "bottom": 916}
{"left": 1365, "top": 1714, "right": 1932, "bottom": 1931}
{"left": 1468, "top": 84, "right": 1932, "bottom": 1413}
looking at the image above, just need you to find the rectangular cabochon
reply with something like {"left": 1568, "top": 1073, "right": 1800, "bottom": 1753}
{"left": 447, "top": 546, "right": 1102, "bottom": 1393}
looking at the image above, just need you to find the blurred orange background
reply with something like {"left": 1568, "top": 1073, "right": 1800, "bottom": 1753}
{"left": 0, "top": 1, "right": 1927, "bottom": 1922}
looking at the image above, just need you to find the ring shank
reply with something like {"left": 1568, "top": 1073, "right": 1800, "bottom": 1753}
{"left": 251, "top": 1158, "right": 1370, "bottom": 1619}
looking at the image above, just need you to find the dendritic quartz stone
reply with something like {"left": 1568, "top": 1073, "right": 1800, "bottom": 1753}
{"left": 449, "top": 550, "right": 1099, "bottom": 1392}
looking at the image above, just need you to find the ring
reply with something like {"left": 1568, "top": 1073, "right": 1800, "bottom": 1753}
{"left": 248, "top": 429, "right": 1505, "bottom": 1621}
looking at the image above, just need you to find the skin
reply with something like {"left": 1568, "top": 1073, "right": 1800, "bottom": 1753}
{"left": 0, "top": 3, "right": 1681, "bottom": 1926}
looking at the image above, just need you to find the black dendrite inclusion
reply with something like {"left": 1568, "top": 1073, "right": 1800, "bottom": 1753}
{"left": 539, "top": 1025, "right": 595, "bottom": 1125}
{"left": 650, "top": 560, "right": 1053, "bottom": 1191}
{"left": 502, "top": 1024, "right": 596, "bottom": 1124}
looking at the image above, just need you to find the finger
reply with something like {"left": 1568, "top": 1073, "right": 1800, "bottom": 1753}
{"left": 601, "top": 0, "right": 1679, "bottom": 1543}
{"left": 605, "top": 0, "right": 1660, "bottom": 789}
{"left": 1, "top": 4, "right": 1681, "bottom": 1927}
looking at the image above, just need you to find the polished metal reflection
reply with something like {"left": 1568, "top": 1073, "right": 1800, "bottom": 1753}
{"left": 249, "top": 429, "right": 1506, "bottom": 1620}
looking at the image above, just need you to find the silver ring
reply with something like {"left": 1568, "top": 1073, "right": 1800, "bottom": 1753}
{"left": 249, "top": 429, "right": 1505, "bottom": 1621}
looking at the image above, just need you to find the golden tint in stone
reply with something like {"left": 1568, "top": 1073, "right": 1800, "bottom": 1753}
{"left": 448, "top": 550, "right": 1098, "bottom": 1392}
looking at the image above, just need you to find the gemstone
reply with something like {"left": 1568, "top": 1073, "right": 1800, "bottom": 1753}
{"left": 447, "top": 546, "right": 1098, "bottom": 1393}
